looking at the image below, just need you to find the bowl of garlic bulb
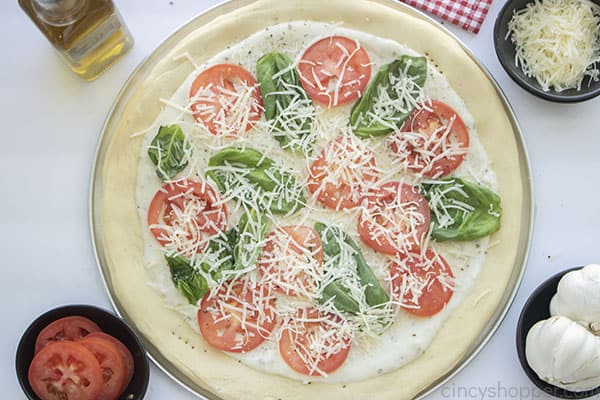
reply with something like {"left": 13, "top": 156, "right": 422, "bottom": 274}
{"left": 517, "top": 264, "right": 600, "bottom": 398}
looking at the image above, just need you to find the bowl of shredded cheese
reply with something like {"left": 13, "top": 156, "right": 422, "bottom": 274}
{"left": 495, "top": 0, "right": 600, "bottom": 102}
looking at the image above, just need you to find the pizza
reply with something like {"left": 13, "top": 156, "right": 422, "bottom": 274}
{"left": 135, "top": 20, "right": 502, "bottom": 382}
{"left": 97, "top": 1, "right": 527, "bottom": 399}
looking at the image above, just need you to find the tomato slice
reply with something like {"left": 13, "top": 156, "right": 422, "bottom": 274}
{"left": 307, "top": 135, "right": 379, "bottom": 210}
{"left": 298, "top": 36, "right": 371, "bottom": 107}
{"left": 390, "top": 100, "right": 469, "bottom": 178}
{"left": 28, "top": 341, "right": 103, "bottom": 400}
{"left": 259, "top": 225, "right": 323, "bottom": 297}
{"left": 390, "top": 248, "right": 455, "bottom": 317}
{"left": 147, "top": 179, "right": 227, "bottom": 251}
{"left": 358, "top": 182, "right": 430, "bottom": 255}
{"left": 86, "top": 332, "right": 134, "bottom": 391}
{"left": 198, "top": 279, "right": 277, "bottom": 353}
{"left": 279, "top": 308, "right": 352, "bottom": 376}
{"left": 34, "top": 316, "right": 101, "bottom": 354}
{"left": 77, "top": 336, "right": 127, "bottom": 400}
{"left": 189, "top": 64, "right": 263, "bottom": 136}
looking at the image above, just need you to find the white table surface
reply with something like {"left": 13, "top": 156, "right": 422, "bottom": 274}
{"left": 2, "top": 1, "right": 599, "bottom": 399}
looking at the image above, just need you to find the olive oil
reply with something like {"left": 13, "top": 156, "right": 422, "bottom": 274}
{"left": 19, "top": 0, "right": 133, "bottom": 80}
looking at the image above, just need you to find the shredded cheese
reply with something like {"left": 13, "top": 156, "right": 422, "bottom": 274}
{"left": 507, "top": 0, "right": 600, "bottom": 92}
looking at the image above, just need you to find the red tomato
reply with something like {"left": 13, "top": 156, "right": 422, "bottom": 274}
{"left": 259, "top": 225, "right": 323, "bottom": 297}
{"left": 279, "top": 308, "right": 351, "bottom": 376}
{"left": 28, "top": 341, "right": 103, "bottom": 400}
{"left": 390, "top": 100, "right": 469, "bottom": 178}
{"left": 34, "top": 316, "right": 101, "bottom": 354}
{"left": 358, "top": 182, "right": 430, "bottom": 255}
{"left": 147, "top": 179, "right": 227, "bottom": 251}
{"left": 198, "top": 279, "right": 277, "bottom": 353}
{"left": 390, "top": 248, "right": 455, "bottom": 317}
{"left": 189, "top": 64, "right": 263, "bottom": 135}
{"left": 298, "top": 36, "right": 371, "bottom": 107}
{"left": 78, "top": 336, "right": 127, "bottom": 400}
{"left": 86, "top": 332, "right": 134, "bottom": 391}
{"left": 307, "top": 135, "right": 379, "bottom": 210}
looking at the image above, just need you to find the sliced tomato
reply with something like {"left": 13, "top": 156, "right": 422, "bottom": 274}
{"left": 28, "top": 341, "right": 103, "bottom": 400}
{"left": 147, "top": 179, "right": 227, "bottom": 251}
{"left": 390, "top": 248, "right": 455, "bottom": 317}
{"left": 307, "top": 135, "right": 379, "bottom": 210}
{"left": 259, "top": 225, "right": 323, "bottom": 297}
{"left": 358, "top": 182, "right": 430, "bottom": 255}
{"left": 198, "top": 279, "right": 277, "bottom": 353}
{"left": 279, "top": 308, "right": 351, "bottom": 376}
{"left": 86, "top": 332, "right": 134, "bottom": 391}
{"left": 189, "top": 63, "right": 263, "bottom": 135}
{"left": 78, "top": 336, "right": 127, "bottom": 400}
{"left": 298, "top": 36, "right": 371, "bottom": 107}
{"left": 390, "top": 100, "right": 469, "bottom": 178}
{"left": 34, "top": 316, "right": 101, "bottom": 354}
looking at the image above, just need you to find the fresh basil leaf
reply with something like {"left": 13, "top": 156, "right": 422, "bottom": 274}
{"left": 233, "top": 209, "right": 268, "bottom": 271}
{"left": 206, "top": 147, "right": 305, "bottom": 214}
{"left": 257, "top": 52, "right": 315, "bottom": 153}
{"left": 165, "top": 228, "right": 239, "bottom": 304}
{"left": 321, "top": 282, "right": 360, "bottom": 314}
{"left": 315, "top": 222, "right": 389, "bottom": 313}
{"left": 350, "top": 56, "right": 427, "bottom": 138}
{"left": 147, "top": 124, "right": 191, "bottom": 180}
{"left": 165, "top": 255, "right": 209, "bottom": 305}
{"left": 202, "top": 232, "right": 235, "bottom": 281}
{"left": 421, "top": 177, "right": 502, "bottom": 241}
{"left": 344, "top": 234, "right": 389, "bottom": 307}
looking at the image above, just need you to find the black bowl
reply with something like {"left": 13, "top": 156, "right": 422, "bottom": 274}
{"left": 494, "top": 0, "right": 600, "bottom": 103}
{"left": 516, "top": 266, "right": 600, "bottom": 398}
{"left": 15, "top": 304, "right": 150, "bottom": 400}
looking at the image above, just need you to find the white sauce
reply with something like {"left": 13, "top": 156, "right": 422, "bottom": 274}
{"left": 135, "top": 22, "right": 497, "bottom": 383}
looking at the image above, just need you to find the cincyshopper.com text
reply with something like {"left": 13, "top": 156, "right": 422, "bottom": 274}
{"left": 440, "top": 381, "right": 600, "bottom": 399}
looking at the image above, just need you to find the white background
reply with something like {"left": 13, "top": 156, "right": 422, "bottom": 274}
{"left": 2, "top": 0, "right": 599, "bottom": 399}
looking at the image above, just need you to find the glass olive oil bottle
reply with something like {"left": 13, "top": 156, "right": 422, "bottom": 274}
{"left": 19, "top": 0, "right": 133, "bottom": 80}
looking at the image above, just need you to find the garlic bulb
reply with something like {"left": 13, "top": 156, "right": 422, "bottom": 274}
{"left": 526, "top": 316, "right": 600, "bottom": 391}
{"left": 550, "top": 264, "right": 600, "bottom": 332}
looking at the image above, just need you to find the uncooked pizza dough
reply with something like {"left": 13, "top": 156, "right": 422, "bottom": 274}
{"left": 98, "top": 0, "right": 526, "bottom": 399}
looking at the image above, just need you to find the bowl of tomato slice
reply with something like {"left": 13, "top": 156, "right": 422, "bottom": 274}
{"left": 15, "top": 304, "right": 149, "bottom": 400}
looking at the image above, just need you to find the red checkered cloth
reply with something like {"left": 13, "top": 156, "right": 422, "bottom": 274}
{"left": 401, "top": 0, "right": 493, "bottom": 34}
